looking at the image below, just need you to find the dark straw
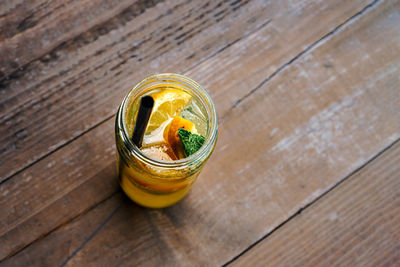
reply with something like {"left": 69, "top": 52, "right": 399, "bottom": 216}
{"left": 132, "top": 95, "right": 154, "bottom": 147}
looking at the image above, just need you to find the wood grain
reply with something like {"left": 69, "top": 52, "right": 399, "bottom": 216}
{"left": 3, "top": 0, "right": 399, "bottom": 265}
{"left": 231, "top": 141, "right": 400, "bottom": 267}
{"left": 0, "top": 0, "right": 159, "bottom": 76}
{"left": 0, "top": 0, "right": 273, "bottom": 181}
{"left": 0, "top": 122, "right": 118, "bottom": 259}
{"left": 0, "top": 0, "right": 376, "bottom": 260}
{"left": 0, "top": 0, "right": 373, "bottom": 182}
{"left": 186, "top": 0, "right": 374, "bottom": 120}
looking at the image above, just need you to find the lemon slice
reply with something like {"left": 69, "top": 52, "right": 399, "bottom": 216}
{"left": 146, "top": 89, "right": 191, "bottom": 132}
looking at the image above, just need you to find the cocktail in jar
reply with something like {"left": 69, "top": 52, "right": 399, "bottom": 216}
{"left": 115, "top": 74, "right": 218, "bottom": 208}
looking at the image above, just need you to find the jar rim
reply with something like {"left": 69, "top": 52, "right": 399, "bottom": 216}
{"left": 118, "top": 73, "right": 218, "bottom": 168}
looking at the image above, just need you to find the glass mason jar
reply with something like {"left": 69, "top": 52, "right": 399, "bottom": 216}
{"left": 115, "top": 74, "right": 218, "bottom": 208}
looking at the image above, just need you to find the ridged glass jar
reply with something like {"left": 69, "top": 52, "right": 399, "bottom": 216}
{"left": 115, "top": 74, "right": 218, "bottom": 208}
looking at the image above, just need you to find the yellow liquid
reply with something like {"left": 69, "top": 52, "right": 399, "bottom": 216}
{"left": 117, "top": 154, "right": 200, "bottom": 208}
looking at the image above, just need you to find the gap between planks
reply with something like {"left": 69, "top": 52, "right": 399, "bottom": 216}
{"left": 222, "top": 0, "right": 380, "bottom": 122}
{"left": 222, "top": 137, "right": 400, "bottom": 266}
{"left": 1, "top": 190, "right": 120, "bottom": 262}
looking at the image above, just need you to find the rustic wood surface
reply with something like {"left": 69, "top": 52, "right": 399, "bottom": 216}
{"left": 231, "top": 140, "right": 400, "bottom": 267}
{"left": 1, "top": 0, "right": 399, "bottom": 266}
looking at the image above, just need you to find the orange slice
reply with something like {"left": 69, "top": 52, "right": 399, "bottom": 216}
{"left": 164, "top": 116, "right": 197, "bottom": 159}
{"left": 146, "top": 89, "right": 191, "bottom": 132}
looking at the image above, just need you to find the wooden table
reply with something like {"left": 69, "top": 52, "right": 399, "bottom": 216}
{"left": 1, "top": 0, "right": 399, "bottom": 266}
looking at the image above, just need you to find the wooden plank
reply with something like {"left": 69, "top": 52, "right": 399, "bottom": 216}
{"left": 0, "top": 0, "right": 373, "bottom": 181}
{"left": 0, "top": 0, "right": 154, "bottom": 76}
{"left": 0, "top": 0, "right": 375, "bottom": 260}
{"left": 0, "top": 120, "right": 118, "bottom": 259}
{"left": 0, "top": 1, "right": 46, "bottom": 22}
{"left": 3, "top": 0, "right": 399, "bottom": 265}
{"left": 231, "top": 141, "right": 400, "bottom": 267}
{"left": 0, "top": 1, "right": 48, "bottom": 20}
{"left": 7, "top": 192, "right": 123, "bottom": 267}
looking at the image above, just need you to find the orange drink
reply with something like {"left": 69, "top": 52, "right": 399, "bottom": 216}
{"left": 115, "top": 74, "right": 218, "bottom": 208}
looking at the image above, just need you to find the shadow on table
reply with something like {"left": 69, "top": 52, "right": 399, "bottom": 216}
{"left": 79, "top": 189, "right": 205, "bottom": 264}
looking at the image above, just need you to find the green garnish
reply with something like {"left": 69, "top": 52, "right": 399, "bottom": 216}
{"left": 178, "top": 128, "right": 205, "bottom": 157}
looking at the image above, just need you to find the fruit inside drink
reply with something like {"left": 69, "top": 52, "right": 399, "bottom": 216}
{"left": 130, "top": 88, "right": 208, "bottom": 161}
{"left": 115, "top": 74, "right": 217, "bottom": 208}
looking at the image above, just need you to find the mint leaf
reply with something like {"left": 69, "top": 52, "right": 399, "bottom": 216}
{"left": 178, "top": 128, "right": 205, "bottom": 157}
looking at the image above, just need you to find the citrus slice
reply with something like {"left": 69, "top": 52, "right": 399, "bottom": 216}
{"left": 164, "top": 116, "right": 197, "bottom": 159}
{"left": 146, "top": 89, "right": 191, "bottom": 132}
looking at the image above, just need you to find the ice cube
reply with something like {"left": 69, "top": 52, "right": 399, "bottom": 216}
{"left": 141, "top": 143, "right": 176, "bottom": 161}
{"left": 180, "top": 99, "right": 208, "bottom": 136}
